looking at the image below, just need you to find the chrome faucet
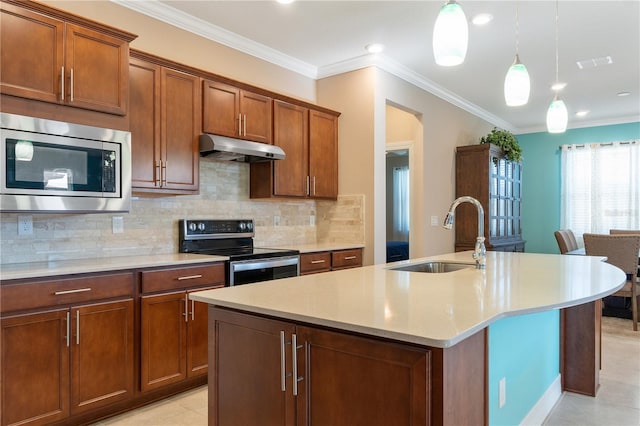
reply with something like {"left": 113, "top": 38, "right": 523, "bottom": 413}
{"left": 443, "top": 196, "right": 486, "bottom": 269}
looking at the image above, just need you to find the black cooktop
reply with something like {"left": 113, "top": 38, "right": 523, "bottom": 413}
{"left": 178, "top": 219, "right": 298, "bottom": 261}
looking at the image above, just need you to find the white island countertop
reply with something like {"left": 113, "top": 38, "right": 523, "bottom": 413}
{"left": 190, "top": 251, "right": 625, "bottom": 348}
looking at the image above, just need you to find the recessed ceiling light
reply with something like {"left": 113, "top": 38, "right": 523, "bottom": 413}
{"left": 551, "top": 82, "right": 567, "bottom": 91}
{"left": 472, "top": 13, "right": 493, "bottom": 26}
{"left": 617, "top": 91, "right": 631, "bottom": 97}
{"left": 365, "top": 43, "right": 384, "bottom": 54}
{"left": 575, "top": 110, "right": 590, "bottom": 117}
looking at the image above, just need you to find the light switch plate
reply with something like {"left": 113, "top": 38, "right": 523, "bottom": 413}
{"left": 430, "top": 215, "right": 439, "bottom": 226}
{"left": 499, "top": 377, "right": 506, "bottom": 408}
{"left": 273, "top": 215, "right": 280, "bottom": 226}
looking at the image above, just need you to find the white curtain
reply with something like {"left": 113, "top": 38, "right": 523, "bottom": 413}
{"left": 393, "top": 166, "right": 410, "bottom": 240}
{"left": 561, "top": 141, "right": 640, "bottom": 245}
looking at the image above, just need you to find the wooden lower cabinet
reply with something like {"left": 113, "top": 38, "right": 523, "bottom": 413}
{"left": 209, "top": 307, "right": 432, "bottom": 426}
{"left": 140, "top": 287, "right": 219, "bottom": 392}
{"left": 1, "top": 299, "right": 134, "bottom": 426}
{"left": 300, "top": 248, "right": 363, "bottom": 275}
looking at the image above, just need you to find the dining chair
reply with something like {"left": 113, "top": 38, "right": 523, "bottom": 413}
{"left": 554, "top": 229, "right": 579, "bottom": 254}
{"left": 583, "top": 233, "right": 640, "bottom": 331}
{"left": 610, "top": 229, "right": 640, "bottom": 235}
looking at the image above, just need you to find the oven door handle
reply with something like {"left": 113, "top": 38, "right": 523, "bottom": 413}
{"left": 230, "top": 256, "right": 299, "bottom": 273}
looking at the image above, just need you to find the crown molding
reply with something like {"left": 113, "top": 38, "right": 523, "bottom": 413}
{"left": 517, "top": 115, "right": 640, "bottom": 135}
{"left": 112, "top": 0, "right": 317, "bottom": 78}
{"left": 113, "top": 0, "right": 520, "bottom": 132}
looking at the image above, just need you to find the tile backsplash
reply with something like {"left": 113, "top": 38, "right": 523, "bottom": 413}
{"left": 0, "top": 159, "right": 364, "bottom": 265}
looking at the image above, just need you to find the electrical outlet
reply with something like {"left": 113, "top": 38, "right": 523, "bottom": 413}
{"left": 18, "top": 215, "right": 33, "bottom": 236}
{"left": 310, "top": 215, "right": 316, "bottom": 226}
{"left": 112, "top": 216, "right": 124, "bottom": 234}
{"left": 274, "top": 215, "right": 280, "bottom": 226}
{"left": 430, "top": 215, "right": 439, "bottom": 226}
{"left": 499, "top": 377, "right": 506, "bottom": 408}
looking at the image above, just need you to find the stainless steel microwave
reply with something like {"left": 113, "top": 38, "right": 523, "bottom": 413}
{"left": 0, "top": 113, "right": 131, "bottom": 213}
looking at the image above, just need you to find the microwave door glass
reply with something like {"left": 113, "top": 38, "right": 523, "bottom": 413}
{"left": 6, "top": 139, "right": 113, "bottom": 194}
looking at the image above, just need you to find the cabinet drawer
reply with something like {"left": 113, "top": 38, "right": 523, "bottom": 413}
{"left": 300, "top": 252, "right": 331, "bottom": 275}
{"left": 1, "top": 272, "right": 134, "bottom": 313}
{"left": 331, "top": 249, "right": 363, "bottom": 270}
{"left": 141, "top": 264, "right": 224, "bottom": 293}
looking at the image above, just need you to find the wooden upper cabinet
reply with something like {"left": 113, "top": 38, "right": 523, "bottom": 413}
{"left": 250, "top": 101, "right": 339, "bottom": 200}
{"left": 0, "top": 1, "right": 135, "bottom": 115}
{"left": 129, "top": 52, "right": 200, "bottom": 194}
{"left": 272, "top": 100, "right": 309, "bottom": 197}
{"left": 203, "top": 80, "right": 272, "bottom": 144}
{"left": 309, "top": 109, "right": 338, "bottom": 199}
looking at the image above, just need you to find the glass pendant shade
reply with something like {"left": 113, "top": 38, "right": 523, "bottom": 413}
{"left": 504, "top": 55, "right": 530, "bottom": 106}
{"left": 546, "top": 96, "right": 568, "bottom": 133}
{"left": 433, "top": 1, "right": 468, "bottom": 66}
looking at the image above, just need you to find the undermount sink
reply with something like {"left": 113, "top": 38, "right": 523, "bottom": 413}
{"left": 388, "top": 261, "right": 475, "bottom": 273}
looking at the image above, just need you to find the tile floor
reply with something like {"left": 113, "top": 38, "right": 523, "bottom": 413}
{"left": 94, "top": 316, "right": 639, "bottom": 426}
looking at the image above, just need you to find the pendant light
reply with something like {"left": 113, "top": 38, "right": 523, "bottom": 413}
{"left": 504, "top": 2, "right": 530, "bottom": 106}
{"left": 433, "top": 0, "right": 468, "bottom": 66}
{"left": 546, "top": 0, "right": 568, "bottom": 133}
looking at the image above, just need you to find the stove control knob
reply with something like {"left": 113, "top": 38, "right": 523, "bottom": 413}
{"left": 198, "top": 222, "right": 206, "bottom": 231}
{"left": 238, "top": 222, "right": 247, "bottom": 232}
{"left": 188, "top": 222, "right": 197, "bottom": 232}
{"left": 247, "top": 221, "right": 254, "bottom": 231}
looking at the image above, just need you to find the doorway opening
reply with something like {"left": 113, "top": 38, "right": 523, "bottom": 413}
{"left": 385, "top": 104, "right": 419, "bottom": 263}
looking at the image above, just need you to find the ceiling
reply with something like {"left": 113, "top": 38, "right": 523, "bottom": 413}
{"left": 118, "top": 1, "right": 640, "bottom": 134}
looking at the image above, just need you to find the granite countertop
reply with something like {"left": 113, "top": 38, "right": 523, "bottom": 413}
{"left": 0, "top": 253, "right": 228, "bottom": 281}
{"left": 189, "top": 251, "right": 625, "bottom": 348}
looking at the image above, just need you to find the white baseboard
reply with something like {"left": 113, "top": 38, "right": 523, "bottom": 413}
{"left": 520, "top": 374, "right": 563, "bottom": 426}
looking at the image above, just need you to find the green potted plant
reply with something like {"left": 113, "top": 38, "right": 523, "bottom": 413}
{"left": 479, "top": 127, "right": 522, "bottom": 163}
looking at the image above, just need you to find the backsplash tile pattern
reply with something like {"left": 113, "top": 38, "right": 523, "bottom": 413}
{"left": 0, "top": 159, "right": 364, "bottom": 265}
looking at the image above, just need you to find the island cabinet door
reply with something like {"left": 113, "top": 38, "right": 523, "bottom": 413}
{"left": 295, "top": 326, "right": 431, "bottom": 426}
{"left": 209, "top": 307, "right": 297, "bottom": 426}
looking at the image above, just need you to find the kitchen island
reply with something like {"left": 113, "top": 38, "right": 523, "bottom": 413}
{"left": 190, "top": 251, "right": 625, "bottom": 426}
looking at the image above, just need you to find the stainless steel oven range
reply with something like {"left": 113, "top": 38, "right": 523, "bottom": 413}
{"left": 178, "top": 219, "right": 299, "bottom": 286}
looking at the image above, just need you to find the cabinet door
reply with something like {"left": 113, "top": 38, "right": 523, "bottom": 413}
{"left": 1, "top": 310, "right": 70, "bottom": 426}
{"left": 210, "top": 307, "right": 296, "bottom": 426}
{"left": 64, "top": 23, "right": 129, "bottom": 115}
{"left": 162, "top": 67, "right": 200, "bottom": 191}
{"left": 140, "top": 292, "right": 187, "bottom": 392}
{"left": 129, "top": 58, "right": 162, "bottom": 189}
{"left": 240, "top": 90, "right": 272, "bottom": 143}
{"left": 296, "top": 326, "right": 430, "bottom": 426}
{"left": 0, "top": 3, "right": 64, "bottom": 104}
{"left": 273, "top": 100, "right": 309, "bottom": 197}
{"left": 186, "top": 287, "right": 221, "bottom": 378}
{"left": 309, "top": 109, "right": 338, "bottom": 199}
{"left": 70, "top": 300, "right": 134, "bottom": 414}
{"left": 202, "top": 80, "right": 240, "bottom": 138}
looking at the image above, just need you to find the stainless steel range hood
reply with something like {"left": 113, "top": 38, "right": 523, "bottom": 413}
{"left": 199, "top": 134, "right": 285, "bottom": 162}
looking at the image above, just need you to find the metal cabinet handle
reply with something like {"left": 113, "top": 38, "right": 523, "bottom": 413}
{"left": 243, "top": 114, "right": 247, "bottom": 136}
{"left": 306, "top": 176, "right": 310, "bottom": 196}
{"left": 312, "top": 176, "right": 316, "bottom": 196}
{"left": 54, "top": 288, "right": 91, "bottom": 295}
{"left": 65, "top": 311, "right": 70, "bottom": 347}
{"left": 60, "top": 66, "right": 65, "bottom": 101}
{"left": 280, "top": 331, "right": 286, "bottom": 392}
{"left": 76, "top": 310, "right": 80, "bottom": 345}
{"left": 69, "top": 68, "right": 74, "bottom": 102}
{"left": 343, "top": 256, "right": 357, "bottom": 260}
{"left": 238, "top": 113, "right": 242, "bottom": 135}
{"left": 161, "top": 161, "right": 167, "bottom": 186}
{"left": 177, "top": 274, "right": 203, "bottom": 281}
{"left": 155, "top": 160, "right": 161, "bottom": 186}
{"left": 183, "top": 295, "right": 189, "bottom": 322}
{"left": 310, "top": 259, "right": 326, "bottom": 264}
{"left": 292, "top": 333, "right": 303, "bottom": 396}
{"left": 190, "top": 299, "right": 195, "bottom": 321}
